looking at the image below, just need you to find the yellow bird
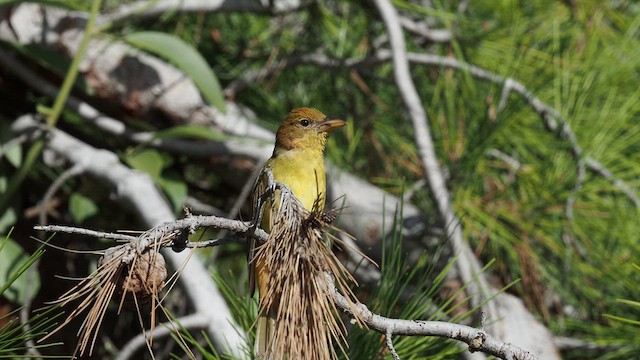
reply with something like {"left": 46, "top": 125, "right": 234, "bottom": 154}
{"left": 248, "top": 107, "right": 346, "bottom": 357}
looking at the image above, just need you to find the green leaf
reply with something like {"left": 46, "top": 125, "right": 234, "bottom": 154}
{"left": 0, "top": 236, "right": 41, "bottom": 305}
{"left": 604, "top": 314, "right": 640, "bottom": 326}
{"left": 0, "top": 206, "right": 17, "bottom": 234}
{"left": 123, "top": 149, "right": 185, "bottom": 211}
{"left": 68, "top": 193, "right": 99, "bottom": 224}
{"left": 0, "top": 124, "right": 22, "bottom": 168}
{"left": 124, "top": 148, "right": 165, "bottom": 178}
{"left": 154, "top": 125, "right": 226, "bottom": 141}
{"left": 618, "top": 299, "right": 640, "bottom": 309}
{"left": 3, "top": 144, "right": 22, "bottom": 168}
{"left": 124, "top": 31, "right": 226, "bottom": 112}
{"left": 157, "top": 171, "right": 188, "bottom": 213}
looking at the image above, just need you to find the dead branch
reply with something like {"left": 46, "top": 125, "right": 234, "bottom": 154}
{"left": 116, "top": 314, "right": 209, "bottom": 360}
{"left": 99, "top": 0, "right": 306, "bottom": 27}
{"left": 333, "top": 291, "right": 537, "bottom": 360}
{"left": 370, "top": 1, "right": 563, "bottom": 358}
{"left": 0, "top": 8, "right": 422, "bottom": 256}
{"left": 35, "top": 180, "right": 538, "bottom": 360}
{"left": 372, "top": 0, "right": 496, "bottom": 324}
{"left": 11, "top": 115, "right": 247, "bottom": 359}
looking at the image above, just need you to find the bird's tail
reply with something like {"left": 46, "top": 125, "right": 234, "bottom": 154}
{"left": 254, "top": 314, "right": 275, "bottom": 359}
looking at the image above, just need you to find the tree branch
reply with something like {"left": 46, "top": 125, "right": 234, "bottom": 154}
{"left": 399, "top": 16, "right": 452, "bottom": 43}
{"left": 371, "top": 0, "right": 495, "bottom": 322}
{"left": 116, "top": 314, "right": 209, "bottom": 360}
{"left": 11, "top": 115, "right": 248, "bottom": 359}
{"left": 99, "top": 0, "right": 306, "bottom": 27}
{"left": 35, "top": 198, "right": 537, "bottom": 360}
{"left": 333, "top": 291, "right": 537, "bottom": 360}
{"left": 0, "top": 24, "right": 423, "bottom": 264}
{"left": 223, "top": 47, "right": 639, "bottom": 208}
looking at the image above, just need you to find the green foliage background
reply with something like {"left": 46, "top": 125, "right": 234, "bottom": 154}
{"left": 0, "top": 0, "right": 639, "bottom": 358}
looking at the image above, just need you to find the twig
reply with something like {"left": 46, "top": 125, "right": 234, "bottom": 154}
{"left": 0, "top": 131, "right": 40, "bottom": 160}
{"left": 224, "top": 52, "right": 371, "bottom": 98}
{"left": 385, "top": 331, "right": 401, "bottom": 360}
{"left": 399, "top": 16, "right": 452, "bottom": 43}
{"left": 224, "top": 47, "right": 640, "bottom": 208}
{"left": 585, "top": 157, "right": 639, "bottom": 207}
{"left": 562, "top": 160, "right": 589, "bottom": 262}
{"left": 206, "top": 163, "right": 263, "bottom": 266}
{"left": 394, "top": 51, "right": 639, "bottom": 210}
{"left": 184, "top": 196, "right": 226, "bottom": 216}
{"left": 334, "top": 291, "right": 537, "bottom": 360}
{"left": 486, "top": 149, "right": 520, "bottom": 186}
{"left": 36, "top": 221, "right": 263, "bottom": 249}
{"left": 228, "top": 164, "right": 262, "bottom": 221}
{"left": 0, "top": 46, "right": 243, "bottom": 158}
{"left": 12, "top": 115, "right": 247, "bottom": 358}
{"left": 553, "top": 336, "right": 620, "bottom": 352}
{"left": 401, "top": 178, "right": 427, "bottom": 203}
{"left": 38, "top": 215, "right": 536, "bottom": 359}
{"left": 37, "top": 164, "right": 84, "bottom": 236}
{"left": 99, "top": 0, "right": 306, "bottom": 27}
{"left": 33, "top": 225, "right": 139, "bottom": 241}
{"left": 37, "top": 216, "right": 538, "bottom": 359}
{"left": 116, "top": 313, "right": 209, "bottom": 360}
{"left": 486, "top": 149, "right": 521, "bottom": 172}
{"left": 371, "top": 0, "right": 496, "bottom": 322}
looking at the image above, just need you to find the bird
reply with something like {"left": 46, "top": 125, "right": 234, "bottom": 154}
{"left": 248, "top": 107, "right": 346, "bottom": 358}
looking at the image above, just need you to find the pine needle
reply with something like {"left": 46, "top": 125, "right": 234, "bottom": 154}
{"left": 39, "top": 230, "right": 174, "bottom": 357}
{"left": 255, "top": 186, "right": 364, "bottom": 360}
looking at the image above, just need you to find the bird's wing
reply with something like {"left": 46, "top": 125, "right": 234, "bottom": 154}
{"left": 248, "top": 162, "right": 271, "bottom": 297}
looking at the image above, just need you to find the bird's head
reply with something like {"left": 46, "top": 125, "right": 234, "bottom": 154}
{"left": 274, "top": 107, "right": 346, "bottom": 154}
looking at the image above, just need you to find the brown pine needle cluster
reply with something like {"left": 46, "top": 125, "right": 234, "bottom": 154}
{"left": 40, "top": 230, "right": 172, "bottom": 357}
{"left": 255, "top": 187, "right": 364, "bottom": 360}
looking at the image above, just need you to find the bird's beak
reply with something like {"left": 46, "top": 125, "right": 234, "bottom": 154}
{"left": 318, "top": 117, "right": 347, "bottom": 133}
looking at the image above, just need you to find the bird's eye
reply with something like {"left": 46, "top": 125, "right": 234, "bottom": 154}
{"left": 299, "top": 119, "right": 310, "bottom": 127}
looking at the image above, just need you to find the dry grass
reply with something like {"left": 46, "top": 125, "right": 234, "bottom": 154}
{"left": 255, "top": 188, "right": 364, "bottom": 360}
{"left": 39, "top": 230, "right": 173, "bottom": 358}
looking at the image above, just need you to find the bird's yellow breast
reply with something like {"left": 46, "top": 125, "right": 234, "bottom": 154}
{"left": 268, "top": 147, "right": 326, "bottom": 212}
{"left": 256, "top": 148, "right": 327, "bottom": 299}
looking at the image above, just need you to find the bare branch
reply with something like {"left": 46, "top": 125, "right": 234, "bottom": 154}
{"left": 399, "top": 16, "right": 452, "bottom": 43}
{"left": 116, "top": 314, "right": 209, "bottom": 360}
{"left": 586, "top": 157, "right": 640, "bottom": 207}
{"left": 35, "top": 195, "right": 537, "bottom": 360}
{"left": 34, "top": 220, "right": 263, "bottom": 249}
{"left": 371, "top": 0, "right": 495, "bottom": 320}
{"left": 34, "top": 225, "right": 138, "bottom": 242}
{"left": 99, "top": 0, "right": 306, "bottom": 27}
{"left": 224, "top": 52, "right": 370, "bottom": 98}
{"left": 486, "top": 149, "right": 521, "bottom": 172}
{"left": 385, "top": 331, "right": 401, "bottom": 360}
{"left": 0, "top": 130, "right": 40, "bottom": 160}
{"left": 12, "top": 115, "right": 247, "bottom": 358}
{"left": 553, "top": 336, "right": 620, "bottom": 353}
{"left": 225, "top": 48, "right": 638, "bottom": 209}
{"left": 369, "top": 2, "right": 566, "bottom": 358}
{"left": 0, "top": 7, "right": 423, "bottom": 255}
{"left": 184, "top": 196, "right": 226, "bottom": 216}
{"left": 0, "top": 46, "right": 252, "bottom": 158}
{"left": 38, "top": 164, "right": 84, "bottom": 235}
{"left": 333, "top": 291, "right": 538, "bottom": 360}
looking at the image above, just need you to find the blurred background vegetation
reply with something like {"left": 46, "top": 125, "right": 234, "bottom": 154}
{"left": 0, "top": 0, "right": 639, "bottom": 359}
